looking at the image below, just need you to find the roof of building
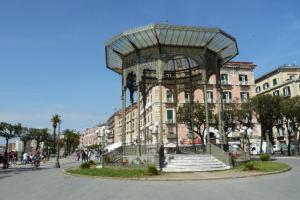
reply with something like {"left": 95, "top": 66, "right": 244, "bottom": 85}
{"left": 224, "top": 61, "right": 256, "bottom": 70}
{"left": 255, "top": 64, "right": 300, "bottom": 83}
{"left": 105, "top": 24, "right": 238, "bottom": 72}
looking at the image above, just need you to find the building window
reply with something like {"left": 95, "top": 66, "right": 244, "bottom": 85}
{"left": 207, "top": 91, "right": 213, "bottom": 103}
{"left": 222, "top": 91, "right": 232, "bottom": 103}
{"left": 166, "top": 109, "right": 174, "bottom": 123}
{"left": 273, "top": 90, "right": 279, "bottom": 96}
{"left": 185, "top": 92, "right": 190, "bottom": 103}
{"left": 240, "top": 92, "right": 249, "bottom": 102}
{"left": 273, "top": 78, "right": 277, "bottom": 86}
{"left": 239, "top": 74, "right": 248, "bottom": 85}
{"left": 263, "top": 82, "right": 269, "bottom": 90}
{"left": 166, "top": 90, "right": 173, "bottom": 103}
{"left": 256, "top": 86, "right": 261, "bottom": 93}
{"left": 283, "top": 86, "right": 291, "bottom": 96}
{"left": 221, "top": 73, "right": 229, "bottom": 85}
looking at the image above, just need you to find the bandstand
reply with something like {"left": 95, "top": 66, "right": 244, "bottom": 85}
{"left": 105, "top": 24, "right": 238, "bottom": 168}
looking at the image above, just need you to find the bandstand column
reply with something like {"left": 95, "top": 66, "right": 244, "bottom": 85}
{"left": 174, "top": 85, "right": 179, "bottom": 153}
{"left": 187, "top": 61, "right": 196, "bottom": 152}
{"left": 121, "top": 84, "right": 126, "bottom": 157}
{"left": 130, "top": 90, "right": 134, "bottom": 145}
{"left": 216, "top": 67, "right": 224, "bottom": 150}
{"left": 203, "top": 69, "right": 211, "bottom": 153}
{"left": 136, "top": 65, "right": 142, "bottom": 156}
{"left": 157, "top": 59, "right": 164, "bottom": 147}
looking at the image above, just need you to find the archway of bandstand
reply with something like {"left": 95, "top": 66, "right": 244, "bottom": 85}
{"left": 121, "top": 53, "right": 225, "bottom": 157}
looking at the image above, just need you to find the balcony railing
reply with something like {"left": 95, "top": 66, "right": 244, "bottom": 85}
{"left": 166, "top": 119, "right": 174, "bottom": 124}
{"left": 221, "top": 80, "right": 230, "bottom": 85}
{"left": 223, "top": 98, "right": 231, "bottom": 103}
{"left": 240, "top": 81, "right": 248, "bottom": 85}
{"left": 207, "top": 98, "right": 214, "bottom": 103}
{"left": 166, "top": 98, "right": 174, "bottom": 103}
{"left": 167, "top": 133, "right": 176, "bottom": 139}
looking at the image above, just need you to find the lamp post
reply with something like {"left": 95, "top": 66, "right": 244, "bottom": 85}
{"left": 55, "top": 121, "right": 61, "bottom": 168}
{"left": 96, "top": 130, "right": 100, "bottom": 164}
{"left": 149, "top": 126, "right": 153, "bottom": 145}
{"left": 153, "top": 122, "right": 159, "bottom": 151}
{"left": 101, "top": 129, "right": 109, "bottom": 168}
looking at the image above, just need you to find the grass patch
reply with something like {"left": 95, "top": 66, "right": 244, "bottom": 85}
{"left": 66, "top": 167, "right": 154, "bottom": 178}
{"left": 239, "top": 161, "right": 290, "bottom": 172}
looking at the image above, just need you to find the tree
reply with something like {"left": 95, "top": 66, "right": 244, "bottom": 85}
{"left": 62, "top": 129, "right": 80, "bottom": 156}
{"left": 177, "top": 103, "right": 212, "bottom": 144}
{"left": 280, "top": 96, "right": 300, "bottom": 156}
{"left": 18, "top": 127, "right": 32, "bottom": 152}
{"left": 51, "top": 114, "right": 62, "bottom": 168}
{"left": 0, "top": 122, "right": 22, "bottom": 169}
{"left": 30, "top": 128, "right": 50, "bottom": 151}
{"left": 51, "top": 114, "right": 61, "bottom": 153}
{"left": 251, "top": 95, "right": 283, "bottom": 153}
{"left": 214, "top": 101, "right": 253, "bottom": 148}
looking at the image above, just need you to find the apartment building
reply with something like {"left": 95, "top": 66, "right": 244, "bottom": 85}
{"left": 80, "top": 125, "right": 110, "bottom": 148}
{"left": 255, "top": 64, "right": 300, "bottom": 144}
{"left": 255, "top": 64, "right": 300, "bottom": 97}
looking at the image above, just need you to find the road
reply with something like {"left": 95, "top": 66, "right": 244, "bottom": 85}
{"left": 0, "top": 158, "right": 299, "bottom": 200}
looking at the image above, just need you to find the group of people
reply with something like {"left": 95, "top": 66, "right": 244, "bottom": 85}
{"left": 21, "top": 151, "right": 46, "bottom": 165}
{"left": 75, "top": 149, "right": 104, "bottom": 163}
{"left": 0, "top": 151, "right": 18, "bottom": 166}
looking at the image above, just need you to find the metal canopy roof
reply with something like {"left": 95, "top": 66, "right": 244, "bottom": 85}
{"left": 105, "top": 24, "right": 238, "bottom": 72}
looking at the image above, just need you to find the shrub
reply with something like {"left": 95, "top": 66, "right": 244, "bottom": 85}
{"left": 103, "top": 156, "right": 111, "bottom": 163}
{"left": 144, "top": 165, "right": 159, "bottom": 176}
{"left": 88, "top": 160, "right": 96, "bottom": 165}
{"left": 260, "top": 154, "right": 270, "bottom": 161}
{"left": 80, "top": 162, "right": 91, "bottom": 169}
{"left": 243, "top": 162, "right": 256, "bottom": 171}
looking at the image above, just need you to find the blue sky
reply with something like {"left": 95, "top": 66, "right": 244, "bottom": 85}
{"left": 0, "top": 0, "right": 299, "bottom": 141}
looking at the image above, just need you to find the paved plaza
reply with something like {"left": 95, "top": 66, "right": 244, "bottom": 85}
{"left": 0, "top": 157, "right": 299, "bottom": 200}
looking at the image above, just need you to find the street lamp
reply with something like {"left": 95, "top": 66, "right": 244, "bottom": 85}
{"left": 152, "top": 122, "right": 159, "bottom": 151}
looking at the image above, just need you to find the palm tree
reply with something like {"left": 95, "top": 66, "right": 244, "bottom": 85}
{"left": 18, "top": 127, "right": 32, "bottom": 153}
{"left": 51, "top": 114, "right": 61, "bottom": 153}
{"left": 51, "top": 114, "right": 62, "bottom": 168}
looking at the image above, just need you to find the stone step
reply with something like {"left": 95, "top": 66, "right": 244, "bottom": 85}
{"left": 166, "top": 162, "right": 225, "bottom": 166}
{"left": 169, "top": 158, "right": 219, "bottom": 162}
{"left": 163, "top": 166, "right": 230, "bottom": 172}
{"left": 162, "top": 154, "right": 229, "bottom": 172}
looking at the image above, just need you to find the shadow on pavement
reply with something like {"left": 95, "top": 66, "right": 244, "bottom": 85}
{"left": 0, "top": 166, "right": 52, "bottom": 180}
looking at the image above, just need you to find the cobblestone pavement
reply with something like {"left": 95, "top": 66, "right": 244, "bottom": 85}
{"left": 0, "top": 157, "right": 299, "bottom": 200}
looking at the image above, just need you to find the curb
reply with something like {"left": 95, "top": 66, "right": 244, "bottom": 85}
{"left": 63, "top": 166, "right": 292, "bottom": 181}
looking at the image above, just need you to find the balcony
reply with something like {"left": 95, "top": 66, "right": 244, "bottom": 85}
{"left": 167, "top": 133, "right": 176, "bottom": 139}
{"left": 241, "top": 98, "right": 249, "bottom": 103}
{"left": 165, "top": 98, "right": 174, "bottom": 103}
{"left": 240, "top": 81, "right": 248, "bottom": 86}
{"left": 222, "top": 98, "right": 231, "bottom": 103}
{"left": 207, "top": 98, "right": 214, "bottom": 103}
{"left": 221, "top": 80, "right": 231, "bottom": 85}
{"left": 166, "top": 119, "right": 174, "bottom": 124}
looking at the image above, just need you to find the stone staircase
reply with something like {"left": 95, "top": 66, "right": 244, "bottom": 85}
{"left": 162, "top": 154, "right": 230, "bottom": 172}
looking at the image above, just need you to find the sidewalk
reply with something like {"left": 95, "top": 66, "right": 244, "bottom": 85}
{"left": 0, "top": 156, "right": 80, "bottom": 173}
